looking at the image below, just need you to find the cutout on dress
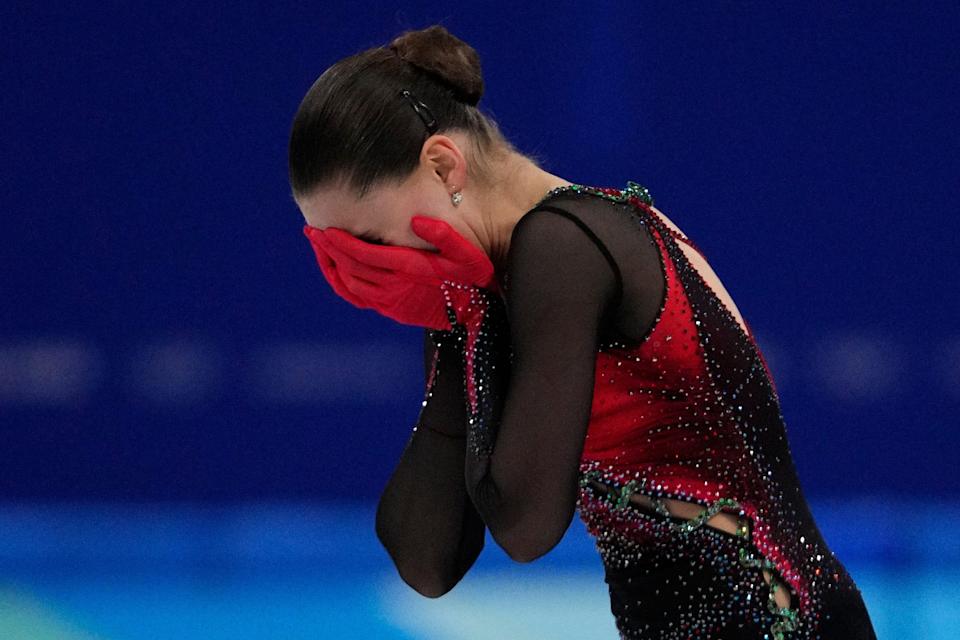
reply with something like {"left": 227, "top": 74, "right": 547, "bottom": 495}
{"left": 583, "top": 477, "right": 798, "bottom": 615}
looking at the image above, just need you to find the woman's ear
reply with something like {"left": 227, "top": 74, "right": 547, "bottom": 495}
{"left": 421, "top": 134, "right": 468, "bottom": 194}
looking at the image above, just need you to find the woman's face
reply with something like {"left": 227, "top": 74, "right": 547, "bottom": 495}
{"left": 296, "top": 164, "right": 475, "bottom": 254}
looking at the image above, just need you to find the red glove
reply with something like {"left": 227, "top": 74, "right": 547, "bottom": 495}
{"left": 303, "top": 216, "right": 509, "bottom": 422}
{"left": 302, "top": 225, "right": 373, "bottom": 311}
{"left": 302, "top": 215, "right": 501, "bottom": 331}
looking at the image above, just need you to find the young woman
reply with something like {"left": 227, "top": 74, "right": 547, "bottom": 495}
{"left": 288, "top": 24, "right": 878, "bottom": 640}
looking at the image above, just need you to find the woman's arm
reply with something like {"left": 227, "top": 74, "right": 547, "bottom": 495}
{"left": 462, "top": 206, "right": 621, "bottom": 563}
{"left": 374, "top": 328, "right": 487, "bottom": 597}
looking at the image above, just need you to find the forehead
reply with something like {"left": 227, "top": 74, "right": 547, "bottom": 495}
{"left": 299, "top": 184, "right": 397, "bottom": 229}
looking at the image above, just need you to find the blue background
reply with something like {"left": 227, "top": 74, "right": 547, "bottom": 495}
{"left": 1, "top": 1, "right": 957, "bottom": 638}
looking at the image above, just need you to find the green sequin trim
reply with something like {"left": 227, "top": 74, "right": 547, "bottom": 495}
{"left": 580, "top": 470, "right": 745, "bottom": 537}
{"left": 623, "top": 180, "right": 655, "bottom": 205}
{"left": 648, "top": 495, "right": 673, "bottom": 518}
{"left": 580, "top": 470, "right": 799, "bottom": 638}
{"left": 667, "top": 497, "right": 742, "bottom": 535}
{"left": 739, "top": 547, "right": 800, "bottom": 639}
{"left": 532, "top": 179, "right": 656, "bottom": 212}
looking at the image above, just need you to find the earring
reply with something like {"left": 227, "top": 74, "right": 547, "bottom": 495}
{"left": 451, "top": 188, "right": 463, "bottom": 206}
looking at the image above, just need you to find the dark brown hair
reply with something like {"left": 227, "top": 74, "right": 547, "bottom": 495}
{"left": 288, "top": 25, "right": 537, "bottom": 202}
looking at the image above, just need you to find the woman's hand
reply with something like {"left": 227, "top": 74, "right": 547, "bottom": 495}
{"left": 302, "top": 224, "right": 374, "bottom": 311}
{"left": 302, "top": 215, "right": 501, "bottom": 331}
{"left": 303, "top": 215, "right": 513, "bottom": 447}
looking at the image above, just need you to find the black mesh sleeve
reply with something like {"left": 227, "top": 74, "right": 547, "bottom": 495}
{"left": 373, "top": 328, "right": 486, "bottom": 597}
{"left": 463, "top": 205, "right": 622, "bottom": 563}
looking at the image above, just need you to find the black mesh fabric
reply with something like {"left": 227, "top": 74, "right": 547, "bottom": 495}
{"left": 462, "top": 198, "right": 666, "bottom": 562}
{"left": 375, "top": 192, "right": 665, "bottom": 585}
{"left": 374, "top": 326, "right": 485, "bottom": 597}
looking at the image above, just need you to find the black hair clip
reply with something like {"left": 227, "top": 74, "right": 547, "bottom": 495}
{"left": 399, "top": 88, "right": 438, "bottom": 135}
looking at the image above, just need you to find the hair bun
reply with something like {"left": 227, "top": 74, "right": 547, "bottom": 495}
{"left": 388, "top": 25, "right": 484, "bottom": 107}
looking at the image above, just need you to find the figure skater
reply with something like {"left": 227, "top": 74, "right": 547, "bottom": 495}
{"left": 288, "top": 24, "right": 878, "bottom": 640}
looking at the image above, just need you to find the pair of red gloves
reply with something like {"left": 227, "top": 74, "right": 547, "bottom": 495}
{"left": 302, "top": 215, "right": 502, "bottom": 332}
{"left": 303, "top": 216, "right": 508, "bottom": 422}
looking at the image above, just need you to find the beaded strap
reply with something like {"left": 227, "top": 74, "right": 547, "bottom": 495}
{"left": 531, "top": 179, "right": 714, "bottom": 262}
{"left": 667, "top": 496, "right": 742, "bottom": 535}
{"left": 581, "top": 470, "right": 748, "bottom": 538}
{"left": 739, "top": 547, "right": 801, "bottom": 638}
{"left": 531, "top": 179, "right": 654, "bottom": 211}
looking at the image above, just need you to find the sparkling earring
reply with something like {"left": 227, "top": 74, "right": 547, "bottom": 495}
{"left": 451, "top": 189, "right": 463, "bottom": 206}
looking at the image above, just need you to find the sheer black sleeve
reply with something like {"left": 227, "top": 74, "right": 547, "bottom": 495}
{"left": 374, "top": 328, "right": 486, "bottom": 597}
{"left": 463, "top": 205, "right": 622, "bottom": 563}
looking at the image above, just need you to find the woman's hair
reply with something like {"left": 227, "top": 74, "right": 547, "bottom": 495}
{"left": 288, "top": 24, "right": 538, "bottom": 202}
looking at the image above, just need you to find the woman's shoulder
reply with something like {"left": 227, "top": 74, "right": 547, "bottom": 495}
{"left": 499, "top": 192, "right": 651, "bottom": 322}
{"left": 510, "top": 188, "right": 661, "bottom": 276}
{"left": 504, "top": 188, "right": 669, "bottom": 345}
{"left": 501, "top": 199, "right": 625, "bottom": 305}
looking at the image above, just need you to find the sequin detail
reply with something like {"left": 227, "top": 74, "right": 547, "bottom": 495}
{"left": 579, "top": 467, "right": 798, "bottom": 639}
{"left": 435, "top": 280, "right": 510, "bottom": 459}
{"left": 527, "top": 180, "right": 875, "bottom": 639}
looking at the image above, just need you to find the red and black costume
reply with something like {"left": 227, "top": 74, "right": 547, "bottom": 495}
{"left": 376, "top": 181, "right": 877, "bottom": 640}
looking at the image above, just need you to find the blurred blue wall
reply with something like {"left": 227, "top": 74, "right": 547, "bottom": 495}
{"left": 2, "top": 1, "right": 958, "bottom": 502}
